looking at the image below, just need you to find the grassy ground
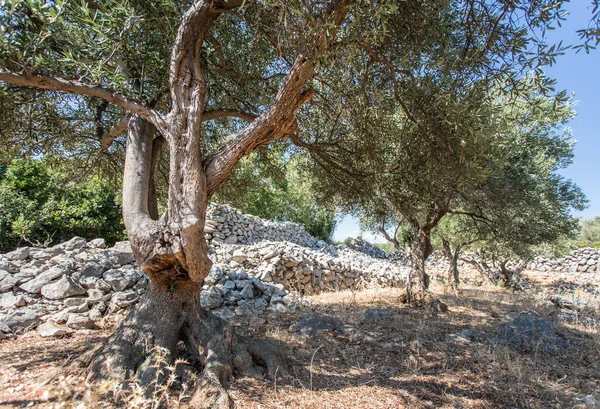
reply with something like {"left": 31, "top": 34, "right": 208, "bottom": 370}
{"left": 1, "top": 273, "right": 599, "bottom": 409}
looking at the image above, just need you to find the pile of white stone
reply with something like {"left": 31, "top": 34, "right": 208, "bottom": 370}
{"left": 205, "top": 203, "right": 322, "bottom": 248}
{"left": 528, "top": 248, "right": 600, "bottom": 273}
{"left": 0, "top": 237, "right": 299, "bottom": 339}
{"left": 344, "top": 238, "right": 388, "bottom": 259}
{"left": 0, "top": 204, "right": 411, "bottom": 339}
{"left": 208, "top": 240, "right": 408, "bottom": 295}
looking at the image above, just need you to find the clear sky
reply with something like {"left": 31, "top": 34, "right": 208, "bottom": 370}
{"left": 334, "top": 2, "right": 600, "bottom": 243}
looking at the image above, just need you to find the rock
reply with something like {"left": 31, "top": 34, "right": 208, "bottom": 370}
{"left": 106, "top": 241, "right": 134, "bottom": 265}
{"left": 231, "top": 250, "right": 247, "bottom": 263}
{"left": 19, "top": 264, "right": 70, "bottom": 294}
{"left": 87, "top": 289, "right": 110, "bottom": 304}
{"left": 87, "top": 238, "right": 106, "bottom": 249}
{"left": 1, "top": 308, "right": 44, "bottom": 332}
{"left": 103, "top": 269, "right": 136, "bottom": 292}
{"left": 81, "top": 261, "right": 106, "bottom": 278}
{"left": 5, "top": 247, "right": 31, "bottom": 261}
{"left": 66, "top": 313, "right": 95, "bottom": 329}
{"left": 289, "top": 313, "right": 349, "bottom": 336}
{"left": 240, "top": 283, "right": 255, "bottom": 299}
{"left": 0, "top": 260, "right": 20, "bottom": 273}
{"left": 41, "top": 275, "right": 86, "bottom": 300}
{"left": 63, "top": 297, "right": 88, "bottom": 308}
{"left": 0, "top": 292, "right": 26, "bottom": 309}
{"left": 111, "top": 291, "right": 138, "bottom": 308}
{"left": 38, "top": 322, "right": 73, "bottom": 337}
{"left": 58, "top": 236, "right": 87, "bottom": 251}
{"left": 494, "top": 311, "right": 569, "bottom": 355}
{"left": 0, "top": 270, "right": 19, "bottom": 291}
{"left": 200, "top": 288, "right": 224, "bottom": 309}
{"left": 224, "top": 234, "right": 238, "bottom": 244}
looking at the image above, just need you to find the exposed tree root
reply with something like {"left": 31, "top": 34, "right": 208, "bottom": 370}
{"left": 87, "top": 279, "right": 288, "bottom": 409}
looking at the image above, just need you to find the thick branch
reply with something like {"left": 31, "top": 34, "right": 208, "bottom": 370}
{"left": 205, "top": 0, "right": 351, "bottom": 196}
{"left": 100, "top": 114, "right": 132, "bottom": 151}
{"left": 0, "top": 69, "right": 166, "bottom": 133}
{"left": 202, "top": 109, "right": 257, "bottom": 122}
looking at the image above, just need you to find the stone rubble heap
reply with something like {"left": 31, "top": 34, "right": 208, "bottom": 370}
{"left": 528, "top": 248, "right": 600, "bottom": 273}
{"left": 208, "top": 240, "right": 408, "bottom": 295}
{"left": 344, "top": 238, "right": 388, "bottom": 259}
{"left": 205, "top": 203, "right": 323, "bottom": 248}
{"left": 0, "top": 204, "right": 411, "bottom": 339}
{"left": 0, "top": 237, "right": 300, "bottom": 339}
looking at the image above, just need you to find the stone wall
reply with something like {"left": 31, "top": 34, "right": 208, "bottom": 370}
{"left": 528, "top": 248, "right": 600, "bottom": 273}
{"left": 0, "top": 204, "right": 410, "bottom": 339}
{"left": 205, "top": 204, "right": 321, "bottom": 248}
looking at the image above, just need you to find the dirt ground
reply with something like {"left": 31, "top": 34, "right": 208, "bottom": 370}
{"left": 1, "top": 271, "right": 599, "bottom": 409}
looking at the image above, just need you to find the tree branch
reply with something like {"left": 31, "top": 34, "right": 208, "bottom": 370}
{"left": 202, "top": 109, "right": 257, "bottom": 122}
{"left": 205, "top": 0, "right": 351, "bottom": 197}
{"left": 0, "top": 68, "right": 167, "bottom": 133}
{"left": 100, "top": 114, "right": 132, "bottom": 151}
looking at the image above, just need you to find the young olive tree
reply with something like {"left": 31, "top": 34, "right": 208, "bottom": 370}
{"left": 434, "top": 91, "right": 586, "bottom": 289}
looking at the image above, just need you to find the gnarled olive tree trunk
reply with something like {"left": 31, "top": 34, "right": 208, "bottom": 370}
{"left": 405, "top": 226, "right": 433, "bottom": 302}
{"left": 88, "top": 117, "right": 289, "bottom": 408}
{"left": 442, "top": 239, "right": 461, "bottom": 294}
{"left": 83, "top": 1, "right": 351, "bottom": 407}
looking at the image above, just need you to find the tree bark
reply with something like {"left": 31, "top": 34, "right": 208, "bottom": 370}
{"left": 442, "top": 239, "right": 461, "bottom": 293}
{"left": 406, "top": 226, "right": 432, "bottom": 302}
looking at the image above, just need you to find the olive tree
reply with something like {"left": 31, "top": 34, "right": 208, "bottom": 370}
{"left": 0, "top": 0, "right": 592, "bottom": 403}
{"left": 1, "top": 0, "right": 356, "bottom": 404}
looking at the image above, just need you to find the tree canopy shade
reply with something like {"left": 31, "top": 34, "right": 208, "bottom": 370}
{"left": 0, "top": 0, "right": 594, "bottom": 406}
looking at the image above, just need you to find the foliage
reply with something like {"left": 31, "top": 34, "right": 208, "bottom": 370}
{"left": 213, "top": 148, "right": 338, "bottom": 242}
{"left": 578, "top": 216, "right": 600, "bottom": 247}
{"left": 0, "top": 159, "right": 124, "bottom": 250}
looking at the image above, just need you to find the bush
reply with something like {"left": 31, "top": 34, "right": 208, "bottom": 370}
{"left": 0, "top": 159, "right": 124, "bottom": 251}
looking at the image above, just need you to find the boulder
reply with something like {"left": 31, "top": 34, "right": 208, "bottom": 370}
{"left": 41, "top": 275, "right": 86, "bottom": 300}
{"left": 19, "top": 264, "right": 70, "bottom": 294}
{"left": 494, "top": 311, "right": 569, "bottom": 355}
{"left": 38, "top": 321, "right": 73, "bottom": 337}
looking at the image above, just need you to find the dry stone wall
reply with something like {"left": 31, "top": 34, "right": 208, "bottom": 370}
{"left": 528, "top": 248, "right": 600, "bottom": 273}
{"left": 0, "top": 204, "right": 410, "bottom": 339}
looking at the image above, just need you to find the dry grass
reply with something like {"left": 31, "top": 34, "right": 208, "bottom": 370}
{"left": 1, "top": 277, "right": 599, "bottom": 409}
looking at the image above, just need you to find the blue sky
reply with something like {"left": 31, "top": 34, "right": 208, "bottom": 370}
{"left": 334, "top": 2, "right": 600, "bottom": 243}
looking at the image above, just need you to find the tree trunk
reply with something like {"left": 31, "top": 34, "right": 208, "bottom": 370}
{"left": 87, "top": 117, "right": 287, "bottom": 408}
{"left": 442, "top": 239, "right": 461, "bottom": 294}
{"left": 406, "top": 227, "right": 431, "bottom": 302}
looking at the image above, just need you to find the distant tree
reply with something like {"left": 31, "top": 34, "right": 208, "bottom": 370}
{"left": 432, "top": 90, "right": 586, "bottom": 289}
{"left": 578, "top": 216, "right": 600, "bottom": 247}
